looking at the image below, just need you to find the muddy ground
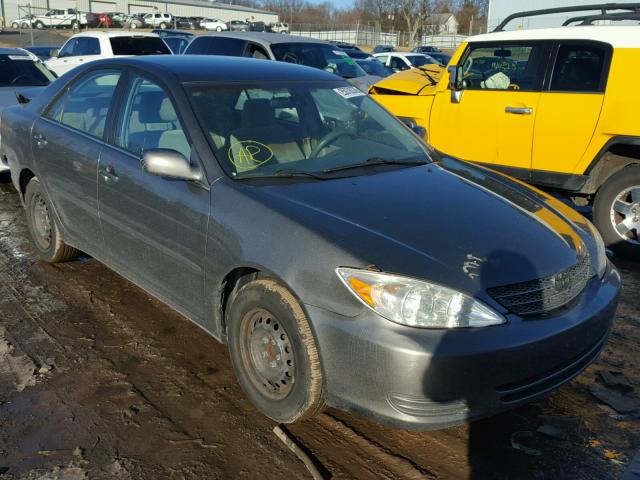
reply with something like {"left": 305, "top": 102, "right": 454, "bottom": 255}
{"left": 0, "top": 179, "right": 638, "bottom": 480}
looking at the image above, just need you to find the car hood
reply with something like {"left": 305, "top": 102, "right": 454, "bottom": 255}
{"left": 0, "top": 86, "right": 45, "bottom": 110}
{"left": 242, "top": 158, "right": 593, "bottom": 297}
{"left": 369, "top": 64, "right": 443, "bottom": 96}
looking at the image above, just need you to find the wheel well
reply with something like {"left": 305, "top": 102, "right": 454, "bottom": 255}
{"left": 586, "top": 150, "right": 640, "bottom": 195}
{"left": 18, "top": 169, "right": 35, "bottom": 199}
{"left": 220, "top": 267, "right": 260, "bottom": 335}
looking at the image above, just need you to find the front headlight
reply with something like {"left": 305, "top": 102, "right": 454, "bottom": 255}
{"left": 586, "top": 221, "right": 607, "bottom": 278}
{"left": 336, "top": 268, "right": 505, "bottom": 329}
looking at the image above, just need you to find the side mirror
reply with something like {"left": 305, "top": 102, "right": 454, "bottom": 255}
{"left": 50, "top": 49, "right": 60, "bottom": 58}
{"left": 141, "top": 149, "right": 202, "bottom": 181}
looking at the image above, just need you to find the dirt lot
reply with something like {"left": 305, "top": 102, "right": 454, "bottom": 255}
{"left": 0, "top": 178, "right": 638, "bottom": 479}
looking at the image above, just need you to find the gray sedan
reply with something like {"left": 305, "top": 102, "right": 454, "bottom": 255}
{"left": 0, "top": 56, "right": 620, "bottom": 430}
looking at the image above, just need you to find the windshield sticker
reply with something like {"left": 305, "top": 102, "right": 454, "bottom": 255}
{"left": 333, "top": 86, "right": 365, "bottom": 99}
{"left": 8, "top": 55, "right": 31, "bottom": 60}
{"left": 333, "top": 50, "right": 349, "bottom": 56}
{"left": 228, "top": 140, "right": 273, "bottom": 171}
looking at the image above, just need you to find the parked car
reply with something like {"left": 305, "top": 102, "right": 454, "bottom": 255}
{"left": 152, "top": 29, "right": 194, "bottom": 39}
{"left": 411, "top": 45, "right": 442, "bottom": 54}
{"left": 111, "top": 13, "right": 144, "bottom": 29}
{"left": 333, "top": 41, "right": 362, "bottom": 53}
{"left": 190, "top": 17, "right": 206, "bottom": 29}
{"left": 32, "top": 8, "right": 87, "bottom": 29}
{"left": 227, "top": 20, "right": 249, "bottom": 31}
{"left": 371, "top": 6, "right": 640, "bottom": 257}
{"left": 0, "top": 55, "right": 620, "bottom": 430}
{"left": 142, "top": 12, "right": 173, "bottom": 29}
{"left": 249, "top": 21, "right": 270, "bottom": 32}
{"left": 341, "top": 50, "right": 371, "bottom": 59}
{"left": 162, "top": 35, "right": 191, "bottom": 54}
{"left": 373, "top": 52, "right": 438, "bottom": 72}
{"left": 45, "top": 32, "right": 171, "bottom": 76}
{"left": 184, "top": 32, "right": 381, "bottom": 92}
{"left": 10, "top": 14, "right": 35, "bottom": 29}
{"left": 270, "top": 22, "right": 289, "bottom": 33}
{"left": 0, "top": 48, "right": 56, "bottom": 175}
{"left": 24, "top": 44, "right": 61, "bottom": 61}
{"left": 372, "top": 45, "right": 395, "bottom": 53}
{"left": 86, "top": 12, "right": 116, "bottom": 28}
{"left": 354, "top": 57, "right": 393, "bottom": 77}
{"left": 201, "top": 18, "right": 228, "bottom": 31}
{"left": 173, "top": 17, "right": 195, "bottom": 29}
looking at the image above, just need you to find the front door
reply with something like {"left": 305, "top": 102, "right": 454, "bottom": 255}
{"left": 430, "top": 42, "right": 551, "bottom": 173}
{"left": 98, "top": 73, "right": 209, "bottom": 321}
{"left": 31, "top": 68, "right": 122, "bottom": 252}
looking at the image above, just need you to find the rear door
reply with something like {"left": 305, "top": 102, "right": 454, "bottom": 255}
{"left": 531, "top": 41, "right": 610, "bottom": 176}
{"left": 31, "top": 68, "right": 122, "bottom": 252}
{"left": 430, "top": 41, "right": 551, "bottom": 172}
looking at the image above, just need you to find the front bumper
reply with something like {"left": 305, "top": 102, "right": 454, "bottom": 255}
{"left": 307, "top": 263, "right": 621, "bottom": 431}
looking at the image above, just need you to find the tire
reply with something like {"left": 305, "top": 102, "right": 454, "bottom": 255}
{"left": 12, "top": 22, "right": 19, "bottom": 29}
{"left": 24, "top": 178, "right": 78, "bottom": 263}
{"left": 216, "top": 26, "right": 222, "bottom": 31}
{"left": 227, "top": 279, "right": 325, "bottom": 423}
{"left": 21, "top": 22, "right": 30, "bottom": 29}
{"left": 34, "top": 21, "right": 44, "bottom": 30}
{"left": 593, "top": 165, "right": 640, "bottom": 258}
{"left": 159, "top": 22, "right": 167, "bottom": 29}
{"left": 130, "top": 23, "right": 137, "bottom": 29}
{"left": 70, "top": 20, "right": 78, "bottom": 29}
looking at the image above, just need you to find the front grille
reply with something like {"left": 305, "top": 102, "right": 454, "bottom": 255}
{"left": 487, "top": 253, "right": 593, "bottom": 316}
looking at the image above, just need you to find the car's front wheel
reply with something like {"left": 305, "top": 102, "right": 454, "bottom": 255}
{"left": 11, "top": 22, "right": 19, "bottom": 29}
{"left": 34, "top": 21, "right": 45, "bottom": 29}
{"left": 593, "top": 165, "right": 640, "bottom": 258}
{"left": 227, "top": 278, "right": 325, "bottom": 423}
{"left": 216, "top": 26, "right": 222, "bottom": 31}
{"left": 159, "top": 22, "right": 167, "bottom": 29}
{"left": 24, "top": 178, "right": 78, "bottom": 263}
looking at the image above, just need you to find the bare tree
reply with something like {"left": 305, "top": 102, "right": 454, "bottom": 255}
{"left": 398, "top": 0, "right": 432, "bottom": 48}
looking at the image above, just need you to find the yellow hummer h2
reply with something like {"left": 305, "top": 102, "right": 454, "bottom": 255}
{"left": 370, "top": 4, "right": 640, "bottom": 256}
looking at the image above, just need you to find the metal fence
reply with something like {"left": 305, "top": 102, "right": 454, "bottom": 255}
{"left": 290, "top": 23, "right": 469, "bottom": 50}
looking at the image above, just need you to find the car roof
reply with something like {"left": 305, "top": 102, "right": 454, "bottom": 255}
{"left": 69, "top": 31, "right": 160, "bottom": 39}
{"left": 0, "top": 47, "right": 31, "bottom": 56}
{"left": 469, "top": 25, "right": 640, "bottom": 48}
{"left": 196, "top": 31, "right": 329, "bottom": 46}
{"left": 98, "top": 55, "right": 344, "bottom": 83}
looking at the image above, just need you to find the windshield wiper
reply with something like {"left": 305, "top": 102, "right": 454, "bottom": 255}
{"left": 323, "top": 157, "right": 428, "bottom": 174}
{"left": 237, "top": 169, "right": 328, "bottom": 180}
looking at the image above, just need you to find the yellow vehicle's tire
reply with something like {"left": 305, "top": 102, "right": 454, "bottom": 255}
{"left": 593, "top": 165, "right": 640, "bottom": 258}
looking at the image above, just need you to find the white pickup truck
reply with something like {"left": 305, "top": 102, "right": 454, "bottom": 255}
{"left": 32, "top": 9, "right": 88, "bottom": 29}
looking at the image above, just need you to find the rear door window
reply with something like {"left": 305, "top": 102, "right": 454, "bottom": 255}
{"left": 185, "top": 37, "right": 247, "bottom": 56}
{"left": 550, "top": 43, "right": 608, "bottom": 92}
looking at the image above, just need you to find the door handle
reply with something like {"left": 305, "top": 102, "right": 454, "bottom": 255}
{"left": 99, "top": 166, "right": 119, "bottom": 183}
{"left": 33, "top": 133, "right": 48, "bottom": 148}
{"left": 505, "top": 106, "right": 533, "bottom": 115}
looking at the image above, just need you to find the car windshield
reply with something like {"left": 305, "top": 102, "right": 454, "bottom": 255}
{"left": 270, "top": 43, "right": 367, "bottom": 79}
{"left": 355, "top": 59, "right": 392, "bottom": 77}
{"left": 187, "top": 81, "right": 429, "bottom": 179}
{"left": 109, "top": 36, "right": 171, "bottom": 55}
{"left": 0, "top": 55, "right": 56, "bottom": 86}
{"left": 406, "top": 55, "right": 436, "bottom": 67}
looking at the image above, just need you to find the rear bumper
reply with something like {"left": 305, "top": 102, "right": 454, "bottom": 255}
{"left": 308, "top": 262, "right": 621, "bottom": 430}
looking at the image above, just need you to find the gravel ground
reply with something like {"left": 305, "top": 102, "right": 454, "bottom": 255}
{"left": 0, "top": 179, "right": 638, "bottom": 479}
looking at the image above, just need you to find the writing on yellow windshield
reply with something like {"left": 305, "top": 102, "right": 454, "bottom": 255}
{"left": 228, "top": 140, "right": 274, "bottom": 171}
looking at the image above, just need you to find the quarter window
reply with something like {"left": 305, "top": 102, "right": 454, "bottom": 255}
{"left": 460, "top": 43, "right": 549, "bottom": 91}
{"left": 550, "top": 44, "right": 607, "bottom": 92}
{"left": 44, "top": 70, "right": 121, "bottom": 138}
{"left": 116, "top": 76, "right": 192, "bottom": 160}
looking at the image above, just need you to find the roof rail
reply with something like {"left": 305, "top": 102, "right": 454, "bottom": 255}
{"left": 493, "top": 3, "right": 640, "bottom": 32}
{"left": 562, "top": 11, "right": 640, "bottom": 25}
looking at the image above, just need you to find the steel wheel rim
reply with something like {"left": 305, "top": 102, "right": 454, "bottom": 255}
{"left": 240, "top": 308, "right": 295, "bottom": 400}
{"left": 610, "top": 185, "right": 640, "bottom": 245}
{"left": 30, "top": 193, "right": 52, "bottom": 250}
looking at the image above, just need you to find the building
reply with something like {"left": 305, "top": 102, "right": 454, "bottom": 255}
{"left": 2, "top": 0, "right": 277, "bottom": 28}
{"left": 429, "top": 13, "right": 458, "bottom": 34}
{"left": 488, "top": 0, "right": 640, "bottom": 31}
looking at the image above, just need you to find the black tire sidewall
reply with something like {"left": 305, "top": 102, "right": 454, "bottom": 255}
{"left": 227, "top": 280, "right": 320, "bottom": 423}
{"left": 24, "top": 178, "right": 60, "bottom": 262}
{"left": 593, "top": 165, "right": 640, "bottom": 258}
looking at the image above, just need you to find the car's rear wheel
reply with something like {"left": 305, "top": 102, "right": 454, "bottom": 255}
{"left": 227, "top": 279, "right": 325, "bottom": 423}
{"left": 159, "top": 22, "right": 167, "bottom": 29}
{"left": 34, "top": 21, "right": 44, "bottom": 29}
{"left": 21, "top": 22, "right": 30, "bottom": 29}
{"left": 216, "top": 26, "right": 222, "bottom": 31}
{"left": 593, "top": 165, "right": 640, "bottom": 258}
{"left": 130, "top": 22, "right": 137, "bottom": 29}
{"left": 24, "top": 178, "right": 78, "bottom": 263}
{"left": 70, "top": 20, "right": 78, "bottom": 29}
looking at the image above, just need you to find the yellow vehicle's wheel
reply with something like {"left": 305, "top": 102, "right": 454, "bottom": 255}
{"left": 593, "top": 165, "right": 640, "bottom": 258}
